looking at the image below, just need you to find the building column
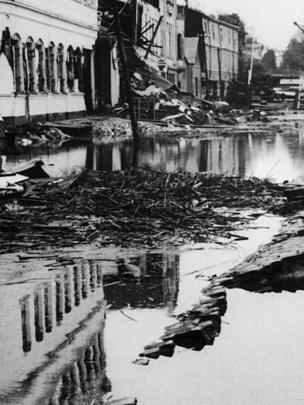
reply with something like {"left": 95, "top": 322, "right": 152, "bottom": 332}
{"left": 90, "top": 47, "right": 96, "bottom": 109}
{"left": 27, "top": 42, "right": 38, "bottom": 93}
{"left": 14, "top": 40, "right": 25, "bottom": 93}
{"left": 38, "top": 45, "right": 47, "bottom": 92}
{"left": 58, "top": 47, "right": 68, "bottom": 93}
{"left": 50, "top": 46, "right": 59, "bottom": 93}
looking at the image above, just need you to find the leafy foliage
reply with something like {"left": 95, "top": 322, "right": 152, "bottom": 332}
{"left": 261, "top": 49, "right": 277, "bottom": 74}
{"left": 280, "top": 39, "right": 304, "bottom": 74}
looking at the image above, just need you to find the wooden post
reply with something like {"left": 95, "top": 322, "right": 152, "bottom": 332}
{"left": 111, "top": 0, "right": 141, "bottom": 167}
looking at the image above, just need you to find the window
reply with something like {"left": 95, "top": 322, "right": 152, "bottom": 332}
{"left": 177, "top": 33, "right": 182, "bottom": 59}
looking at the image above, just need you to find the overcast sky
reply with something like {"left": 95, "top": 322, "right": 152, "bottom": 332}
{"left": 201, "top": 0, "right": 304, "bottom": 51}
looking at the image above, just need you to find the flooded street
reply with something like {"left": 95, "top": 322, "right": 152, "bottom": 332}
{"left": 5, "top": 122, "right": 304, "bottom": 183}
{"left": 2, "top": 124, "right": 304, "bottom": 404}
{"left": 1, "top": 214, "right": 295, "bottom": 405}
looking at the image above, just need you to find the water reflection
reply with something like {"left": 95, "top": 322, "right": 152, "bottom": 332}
{"left": 104, "top": 252, "right": 180, "bottom": 310}
{"left": 5, "top": 124, "right": 304, "bottom": 183}
{"left": 0, "top": 251, "right": 179, "bottom": 404}
{"left": 86, "top": 129, "right": 304, "bottom": 182}
{"left": 19, "top": 263, "right": 104, "bottom": 355}
{"left": 4, "top": 140, "right": 89, "bottom": 178}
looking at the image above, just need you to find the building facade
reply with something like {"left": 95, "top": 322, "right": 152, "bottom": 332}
{"left": 133, "top": 0, "right": 179, "bottom": 84}
{"left": 202, "top": 14, "right": 239, "bottom": 98}
{"left": 175, "top": 3, "right": 239, "bottom": 99}
{"left": 0, "top": 0, "right": 98, "bottom": 124}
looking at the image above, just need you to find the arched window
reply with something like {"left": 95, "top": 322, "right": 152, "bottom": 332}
{"left": 1, "top": 27, "right": 13, "bottom": 68}
{"left": 57, "top": 43, "right": 67, "bottom": 93}
{"left": 74, "top": 47, "right": 83, "bottom": 92}
{"left": 26, "top": 36, "right": 38, "bottom": 93}
{"left": 37, "top": 39, "right": 47, "bottom": 92}
{"left": 47, "top": 42, "right": 57, "bottom": 92}
{"left": 66, "top": 45, "right": 75, "bottom": 92}
{"left": 12, "top": 33, "right": 24, "bottom": 93}
{"left": 177, "top": 33, "right": 183, "bottom": 60}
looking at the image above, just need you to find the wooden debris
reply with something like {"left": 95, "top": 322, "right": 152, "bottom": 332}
{"left": 104, "top": 397, "right": 137, "bottom": 405}
{"left": 0, "top": 168, "right": 286, "bottom": 253}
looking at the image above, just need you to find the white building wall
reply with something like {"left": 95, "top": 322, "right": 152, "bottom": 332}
{"left": 0, "top": 0, "right": 98, "bottom": 122}
{"left": 0, "top": 0, "right": 98, "bottom": 49}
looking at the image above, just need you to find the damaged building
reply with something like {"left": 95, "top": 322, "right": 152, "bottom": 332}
{"left": 0, "top": 0, "right": 98, "bottom": 124}
{"left": 96, "top": 0, "right": 239, "bottom": 108}
{"left": 177, "top": 1, "right": 239, "bottom": 99}
{"left": 96, "top": 0, "right": 180, "bottom": 108}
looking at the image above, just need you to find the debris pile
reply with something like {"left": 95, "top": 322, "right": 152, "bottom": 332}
{"left": 108, "top": 71, "right": 274, "bottom": 128}
{"left": 17, "top": 123, "right": 71, "bottom": 147}
{"left": 0, "top": 168, "right": 285, "bottom": 253}
{"left": 139, "top": 282, "right": 228, "bottom": 359}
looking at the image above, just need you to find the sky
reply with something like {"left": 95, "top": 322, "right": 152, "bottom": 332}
{"left": 199, "top": 0, "right": 304, "bottom": 51}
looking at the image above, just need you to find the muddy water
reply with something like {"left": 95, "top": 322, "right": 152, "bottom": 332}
{"left": 0, "top": 215, "right": 291, "bottom": 405}
{"left": 5, "top": 125, "right": 304, "bottom": 183}
{"left": 2, "top": 124, "right": 304, "bottom": 404}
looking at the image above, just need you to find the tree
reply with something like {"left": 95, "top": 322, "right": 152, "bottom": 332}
{"left": 261, "top": 49, "right": 277, "bottom": 74}
{"left": 280, "top": 38, "right": 304, "bottom": 74}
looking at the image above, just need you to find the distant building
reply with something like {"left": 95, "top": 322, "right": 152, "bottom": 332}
{"left": 182, "top": 6, "right": 239, "bottom": 99}
{"left": 0, "top": 0, "right": 98, "bottom": 124}
{"left": 202, "top": 14, "right": 239, "bottom": 97}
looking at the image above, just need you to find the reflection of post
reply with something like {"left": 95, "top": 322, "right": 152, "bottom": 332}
{"left": 59, "top": 373, "right": 71, "bottom": 403}
{"left": 90, "top": 262, "right": 97, "bottom": 291}
{"left": 56, "top": 275, "right": 65, "bottom": 324}
{"left": 82, "top": 262, "right": 90, "bottom": 299}
{"left": 44, "top": 283, "right": 54, "bottom": 333}
{"left": 77, "top": 357, "right": 88, "bottom": 393}
{"left": 64, "top": 266, "right": 74, "bottom": 313}
{"left": 73, "top": 264, "right": 82, "bottom": 307}
{"left": 84, "top": 346, "right": 94, "bottom": 381}
{"left": 34, "top": 288, "right": 45, "bottom": 342}
{"left": 92, "top": 335, "right": 100, "bottom": 374}
{"left": 96, "top": 263, "right": 103, "bottom": 287}
{"left": 163, "top": 254, "right": 180, "bottom": 312}
{"left": 70, "top": 363, "right": 82, "bottom": 397}
{"left": 21, "top": 295, "right": 32, "bottom": 352}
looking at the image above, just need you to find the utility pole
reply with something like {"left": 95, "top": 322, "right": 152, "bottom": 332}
{"left": 201, "top": 21, "right": 210, "bottom": 99}
{"left": 111, "top": 0, "right": 141, "bottom": 167}
{"left": 247, "top": 37, "right": 255, "bottom": 86}
{"left": 217, "top": 23, "right": 223, "bottom": 100}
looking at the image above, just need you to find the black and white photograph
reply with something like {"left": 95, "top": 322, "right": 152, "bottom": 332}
{"left": 1, "top": 0, "right": 304, "bottom": 404}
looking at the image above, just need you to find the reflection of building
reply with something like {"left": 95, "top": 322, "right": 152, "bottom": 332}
{"left": 104, "top": 252, "right": 180, "bottom": 311}
{"left": 46, "top": 329, "right": 110, "bottom": 405}
{"left": 1, "top": 261, "right": 106, "bottom": 404}
{"left": 0, "top": 250, "right": 180, "bottom": 404}
{"left": 0, "top": 0, "right": 98, "bottom": 124}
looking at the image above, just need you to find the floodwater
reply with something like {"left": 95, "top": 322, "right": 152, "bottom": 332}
{"left": 2, "top": 215, "right": 298, "bottom": 405}
{"left": 5, "top": 122, "right": 304, "bottom": 183}
{"left": 2, "top": 123, "right": 304, "bottom": 404}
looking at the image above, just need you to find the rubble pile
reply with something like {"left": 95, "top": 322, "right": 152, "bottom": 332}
{"left": 139, "top": 282, "right": 228, "bottom": 359}
{"left": 17, "top": 123, "right": 71, "bottom": 147}
{"left": 0, "top": 168, "right": 285, "bottom": 253}
{"left": 108, "top": 71, "right": 275, "bottom": 129}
